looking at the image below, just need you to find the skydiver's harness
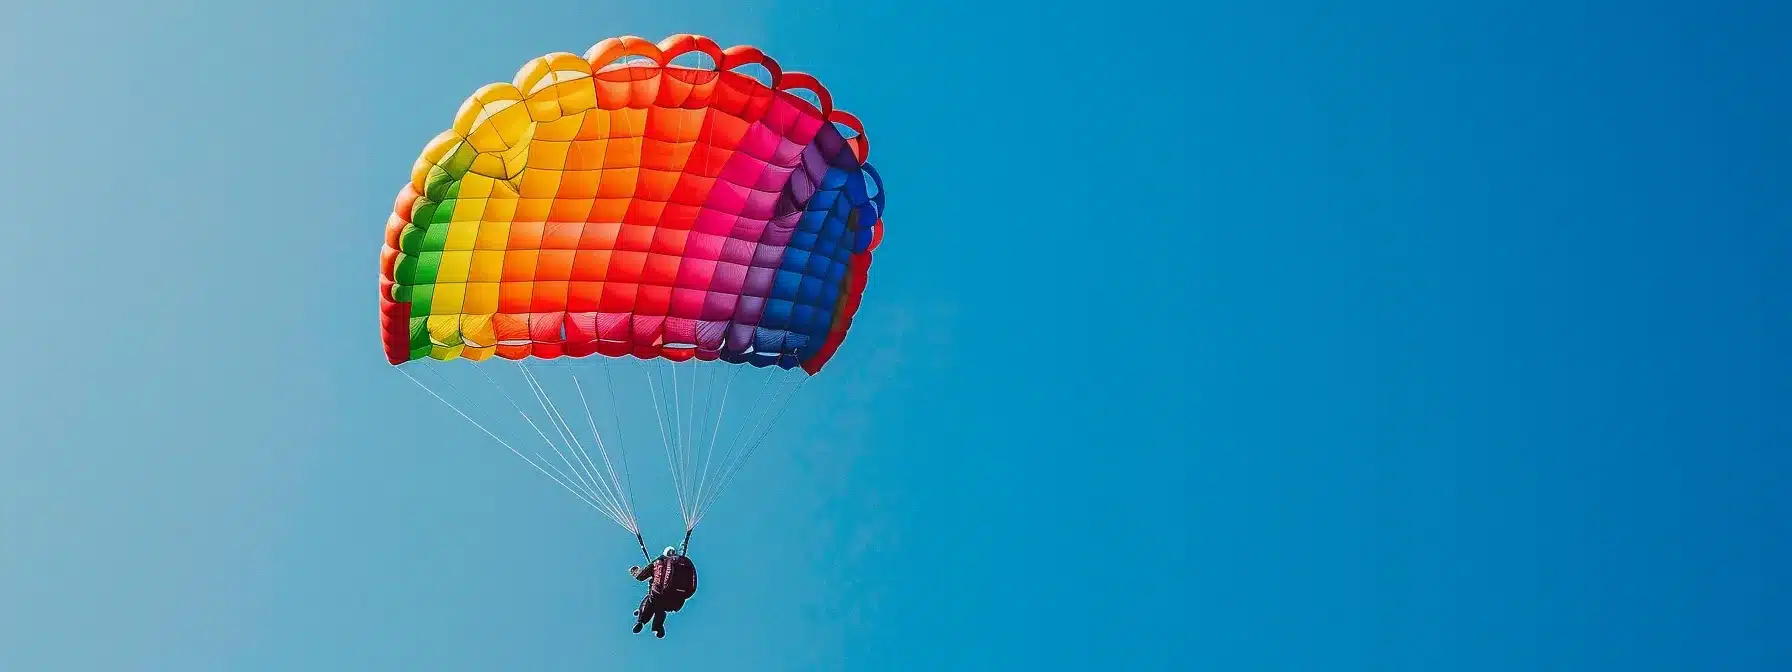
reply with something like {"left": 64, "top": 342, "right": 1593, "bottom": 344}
{"left": 631, "top": 530, "right": 697, "bottom": 607}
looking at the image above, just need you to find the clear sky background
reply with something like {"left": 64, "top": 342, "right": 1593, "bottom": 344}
{"left": 2, "top": 0, "right": 1788, "bottom": 670}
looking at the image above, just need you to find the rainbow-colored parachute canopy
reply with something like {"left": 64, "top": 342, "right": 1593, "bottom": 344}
{"left": 381, "top": 34, "right": 885, "bottom": 373}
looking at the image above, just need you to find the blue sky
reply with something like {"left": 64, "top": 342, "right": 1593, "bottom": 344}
{"left": 3, "top": 0, "right": 1789, "bottom": 669}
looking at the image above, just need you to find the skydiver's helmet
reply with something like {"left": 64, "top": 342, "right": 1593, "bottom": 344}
{"left": 664, "top": 546, "right": 678, "bottom": 558}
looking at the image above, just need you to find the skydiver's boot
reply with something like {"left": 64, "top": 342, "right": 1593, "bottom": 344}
{"left": 633, "top": 622, "right": 644, "bottom": 634}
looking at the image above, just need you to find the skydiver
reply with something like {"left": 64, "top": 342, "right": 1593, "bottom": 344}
{"left": 630, "top": 546, "right": 698, "bottom": 638}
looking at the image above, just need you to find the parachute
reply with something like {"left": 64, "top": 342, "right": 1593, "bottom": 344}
{"left": 380, "top": 34, "right": 884, "bottom": 555}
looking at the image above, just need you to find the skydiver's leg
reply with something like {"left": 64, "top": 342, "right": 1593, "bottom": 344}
{"left": 634, "top": 594, "right": 656, "bottom": 633}
{"left": 652, "top": 609, "right": 667, "bottom": 637}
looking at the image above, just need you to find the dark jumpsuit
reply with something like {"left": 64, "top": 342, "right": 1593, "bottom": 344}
{"left": 633, "top": 555, "right": 698, "bottom": 635}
